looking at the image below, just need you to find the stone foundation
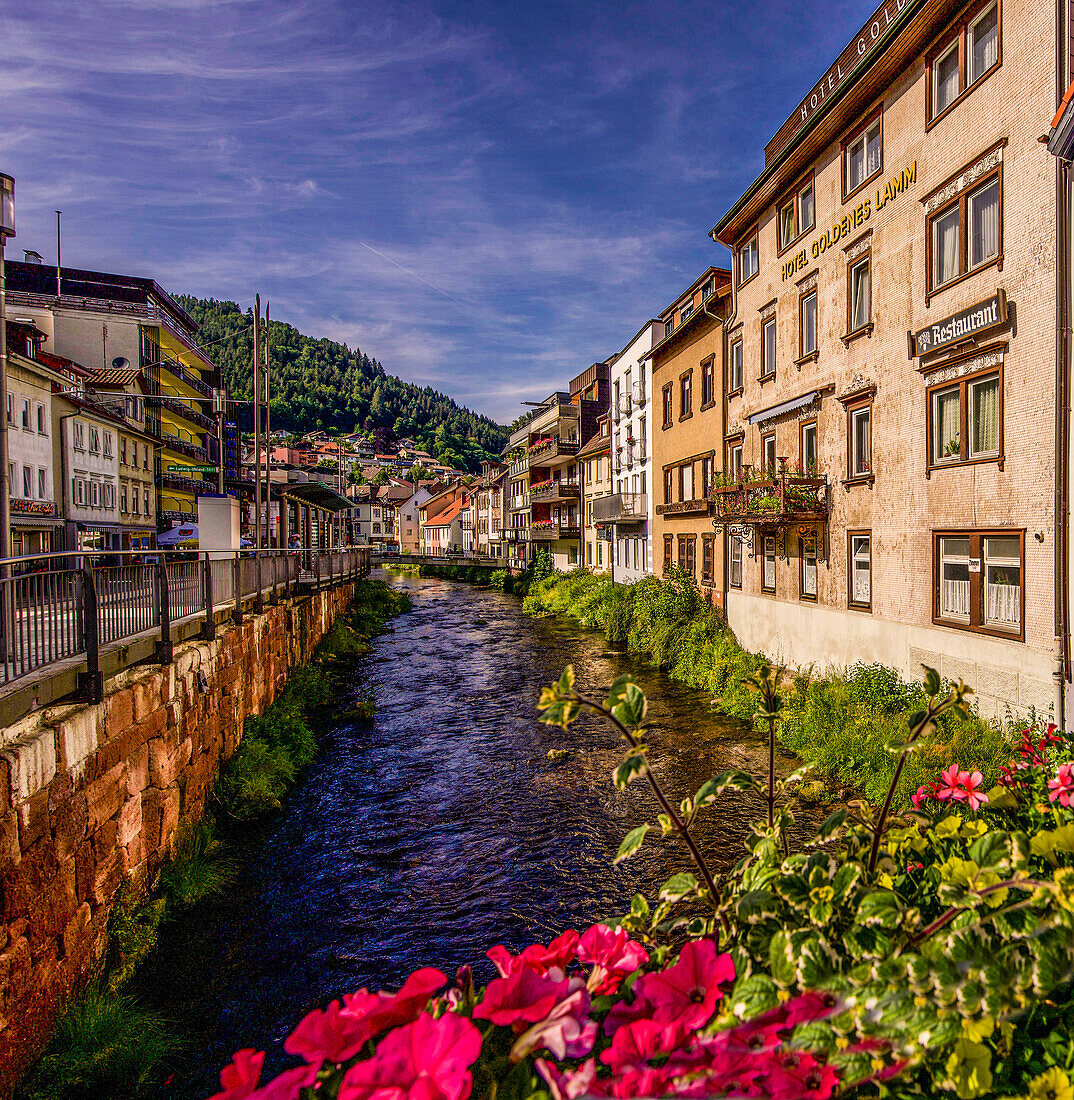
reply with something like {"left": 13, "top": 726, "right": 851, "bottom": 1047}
{"left": 0, "top": 584, "right": 355, "bottom": 1093}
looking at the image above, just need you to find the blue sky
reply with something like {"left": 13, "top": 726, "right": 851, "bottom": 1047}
{"left": 2, "top": 0, "right": 878, "bottom": 423}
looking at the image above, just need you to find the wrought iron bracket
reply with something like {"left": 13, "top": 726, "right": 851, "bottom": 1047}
{"left": 728, "top": 523, "right": 756, "bottom": 558}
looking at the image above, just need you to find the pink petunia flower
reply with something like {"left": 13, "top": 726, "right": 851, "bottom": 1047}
{"left": 535, "top": 1057, "right": 598, "bottom": 1100}
{"left": 577, "top": 924, "right": 649, "bottom": 994}
{"left": 487, "top": 930, "right": 580, "bottom": 979}
{"left": 473, "top": 967, "right": 570, "bottom": 1027}
{"left": 1048, "top": 762, "right": 1074, "bottom": 807}
{"left": 338, "top": 1011, "right": 483, "bottom": 1100}
{"left": 599, "top": 1018, "right": 667, "bottom": 1073}
{"left": 210, "top": 1049, "right": 264, "bottom": 1100}
{"left": 249, "top": 1064, "right": 318, "bottom": 1100}
{"left": 510, "top": 987, "right": 598, "bottom": 1061}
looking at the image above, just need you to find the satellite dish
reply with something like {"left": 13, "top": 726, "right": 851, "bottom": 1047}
{"left": 111, "top": 356, "right": 130, "bottom": 370}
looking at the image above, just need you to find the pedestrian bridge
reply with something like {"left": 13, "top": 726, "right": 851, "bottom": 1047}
{"left": 372, "top": 552, "right": 505, "bottom": 569}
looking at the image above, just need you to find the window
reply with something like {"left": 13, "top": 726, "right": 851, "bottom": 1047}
{"left": 762, "top": 432, "right": 777, "bottom": 474}
{"left": 928, "top": 171, "right": 1000, "bottom": 295}
{"left": 739, "top": 233, "right": 758, "bottom": 284}
{"left": 20, "top": 399, "right": 30, "bottom": 430}
{"left": 680, "top": 371, "right": 692, "bottom": 419}
{"left": 729, "top": 535, "right": 743, "bottom": 588}
{"left": 847, "top": 254, "right": 871, "bottom": 335}
{"left": 761, "top": 317, "right": 776, "bottom": 379}
{"left": 37, "top": 468, "right": 46, "bottom": 500}
{"left": 730, "top": 339, "right": 743, "bottom": 392}
{"left": 144, "top": 489, "right": 151, "bottom": 515}
{"left": 685, "top": 536, "right": 695, "bottom": 577}
{"left": 728, "top": 441, "right": 743, "bottom": 481}
{"left": 762, "top": 536, "right": 776, "bottom": 592}
{"left": 934, "top": 530, "right": 1022, "bottom": 637}
{"left": 843, "top": 112, "right": 882, "bottom": 198}
{"left": 36, "top": 404, "right": 47, "bottom": 435}
{"left": 848, "top": 404, "right": 872, "bottom": 478}
{"left": 928, "top": 1, "right": 1000, "bottom": 122}
{"left": 701, "top": 356, "right": 715, "bottom": 407}
{"left": 664, "top": 535, "right": 673, "bottom": 571}
{"left": 662, "top": 383, "right": 673, "bottom": 428}
{"left": 120, "top": 437, "right": 127, "bottom": 465}
{"left": 121, "top": 485, "right": 128, "bottom": 513}
{"left": 778, "top": 175, "right": 815, "bottom": 252}
{"left": 88, "top": 427, "right": 100, "bottom": 455}
{"left": 800, "top": 537, "right": 818, "bottom": 599}
{"left": 849, "top": 533, "right": 871, "bottom": 608}
{"left": 701, "top": 535, "right": 714, "bottom": 582}
{"left": 664, "top": 468, "right": 674, "bottom": 504}
{"left": 103, "top": 432, "right": 113, "bottom": 458}
{"left": 929, "top": 370, "right": 1001, "bottom": 466}
{"left": 90, "top": 480, "right": 100, "bottom": 507}
{"left": 680, "top": 462, "right": 694, "bottom": 501}
{"left": 799, "top": 290, "right": 817, "bottom": 359}
{"left": 800, "top": 421, "right": 817, "bottom": 475}
{"left": 5, "top": 393, "right": 12, "bottom": 424}
{"left": 143, "top": 447, "right": 149, "bottom": 470}
{"left": 22, "top": 466, "right": 32, "bottom": 498}
{"left": 701, "top": 455, "right": 714, "bottom": 497}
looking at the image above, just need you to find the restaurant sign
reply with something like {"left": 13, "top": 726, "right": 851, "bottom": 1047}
{"left": 9, "top": 498, "right": 56, "bottom": 516}
{"left": 911, "top": 291, "right": 1008, "bottom": 357}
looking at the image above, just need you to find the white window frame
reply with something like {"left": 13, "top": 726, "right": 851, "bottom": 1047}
{"left": 729, "top": 535, "right": 743, "bottom": 588}
{"left": 850, "top": 533, "right": 871, "bottom": 607}
{"left": 762, "top": 317, "right": 776, "bottom": 378}
{"left": 845, "top": 117, "right": 882, "bottom": 194}
{"left": 739, "top": 235, "right": 758, "bottom": 283}
{"left": 851, "top": 406, "right": 871, "bottom": 477}
{"left": 801, "top": 536, "right": 818, "bottom": 599}
{"left": 762, "top": 535, "right": 776, "bottom": 592}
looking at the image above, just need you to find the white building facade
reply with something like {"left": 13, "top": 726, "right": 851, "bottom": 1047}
{"left": 59, "top": 404, "right": 122, "bottom": 551}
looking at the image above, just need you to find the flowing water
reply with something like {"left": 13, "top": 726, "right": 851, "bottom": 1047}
{"left": 145, "top": 574, "right": 816, "bottom": 1097}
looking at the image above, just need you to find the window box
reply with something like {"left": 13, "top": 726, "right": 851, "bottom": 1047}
{"left": 933, "top": 529, "right": 1023, "bottom": 640}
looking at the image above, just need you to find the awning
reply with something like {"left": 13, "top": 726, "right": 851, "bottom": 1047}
{"left": 748, "top": 391, "right": 819, "bottom": 427}
{"left": 277, "top": 483, "right": 355, "bottom": 513}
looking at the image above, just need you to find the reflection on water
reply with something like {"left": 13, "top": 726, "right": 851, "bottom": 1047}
{"left": 148, "top": 574, "right": 814, "bottom": 1097}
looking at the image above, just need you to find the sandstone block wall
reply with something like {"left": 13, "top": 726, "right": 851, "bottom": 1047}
{"left": 0, "top": 584, "right": 355, "bottom": 1092}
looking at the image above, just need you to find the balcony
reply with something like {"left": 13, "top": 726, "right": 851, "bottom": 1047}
{"left": 529, "top": 478, "right": 580, "bottom": 503}
{"left": 632, "top": 380, "right": 646, "bottom": 406}
{"left": 158, "top": 509, "right": 197, "bottom": 527}
{"left": 617, "top": 394, "right": 632, "bottom": 416}
{"left": 592, "top": 493, "right": 647, "bottom": 524}
{"left": 160, "top": 472, "right": 214, "bottom": 495}
{"left": 712, "top": 468, "right": 829, "bottom": 526}
{"left": 145, "top": 392, "right": 215, "bottom": 431}
{"left": 528, "top": 437, "right": 579, "bottom": 463}
{"left": 531, "top": 520, "right": 581, "bottom": 541}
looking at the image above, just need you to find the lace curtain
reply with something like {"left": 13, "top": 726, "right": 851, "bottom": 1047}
{"left": 935, "top": 388, "right": 960, "bottom": 459}
{"left": 972, "top": 377, "right": 999, "bottom": 454}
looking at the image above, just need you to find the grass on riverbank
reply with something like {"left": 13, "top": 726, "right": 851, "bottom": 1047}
{"left": 17, "top": 578, "right": 410, "bottom": 1100}
{"left": 523, "top": 568, "right": 1017, "bottom": 806}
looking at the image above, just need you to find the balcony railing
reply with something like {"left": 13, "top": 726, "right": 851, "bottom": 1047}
{"left": 528, "top": 437, "right": 579, "bottom": 462}
{"left": 529, "top": 479, "right": 580, "bottom": 502}
{"left": 531, "top": 520, "right": 581, "bottom": 540}
{"left": 632, "top": 380, "right": 646, "bottom": 406}
{"left": 592, "top": 493, "right": 647, "bottom": 524}
{"left": 145, "top": 393, "right": 215, "bottom": 431}
{"left": 617, "top": 394, "right": 632, "bottom": 415}
{"left": 160, "top": 473, "right": 214, "bottom": 496}
{"left": 711, "top": 467, "right": 829, "bottom": 526}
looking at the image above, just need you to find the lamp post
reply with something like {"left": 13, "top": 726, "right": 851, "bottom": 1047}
{"left": 0, "top": 174, "right": 15, "bottom": 571}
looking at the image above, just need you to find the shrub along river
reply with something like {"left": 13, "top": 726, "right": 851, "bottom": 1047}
{"left": 140, "top": 573, "right": 819, "bottom": 1098}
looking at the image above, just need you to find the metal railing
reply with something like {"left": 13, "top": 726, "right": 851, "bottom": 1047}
{"left": 0, "top": 545, "right": 371, "bottom": 703}
{"left": 592, "top": 492, "right": 648, "bottom": 524}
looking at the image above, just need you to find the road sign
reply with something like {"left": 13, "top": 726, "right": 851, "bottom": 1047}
{"left": 166, "top": 464, "right": 218, "bottom": 473}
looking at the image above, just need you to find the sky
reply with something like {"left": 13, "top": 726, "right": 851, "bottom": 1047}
{"left": 1, "top": 0, "right": 880, "bottom": 424}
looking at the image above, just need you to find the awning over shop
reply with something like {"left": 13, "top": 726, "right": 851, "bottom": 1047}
{"left": 747, "top": 391, "right": 819, "bottom": 427}
{"left": 276, "top": 483, "right": 354, "bottom": 513}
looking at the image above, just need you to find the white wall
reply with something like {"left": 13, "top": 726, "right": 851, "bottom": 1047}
{"left": 62, "top": 414, "right": 120, "bottom": 529}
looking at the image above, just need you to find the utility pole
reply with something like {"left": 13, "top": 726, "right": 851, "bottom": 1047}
{"left": 55, "top": 210, "right": 61, "bottom": 298}
{"left": 252, "top": 294, "right": 261, "bottom": 550}
{"left": 263, "top": 302, "right": 271, "bottom": 546}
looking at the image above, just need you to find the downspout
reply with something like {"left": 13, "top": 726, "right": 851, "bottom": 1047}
{"left": 1056, "top": 0, "right": 1070, "bottom": 729}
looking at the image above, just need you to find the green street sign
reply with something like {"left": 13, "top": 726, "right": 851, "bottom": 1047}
{"left": 166, "top": 464, "right": 218, "bottom": 473}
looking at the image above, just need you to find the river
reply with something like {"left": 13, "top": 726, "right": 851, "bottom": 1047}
{"left": 141, "top": 574, "right": 816, "bottom": 1097}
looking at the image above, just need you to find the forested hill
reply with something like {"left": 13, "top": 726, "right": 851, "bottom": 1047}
{"left": 177, "top": 296, "right": 508, "bottom": 471}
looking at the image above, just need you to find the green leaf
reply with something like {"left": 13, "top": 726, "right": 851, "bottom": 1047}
{"left": 730, "top": 973, "right": 779, "bottom": 1019}
{"left": 657, "top": 812, "right": 674, "bottom": 835}
{"left": 856, "top": 889, "right": 902, "bottom": 929}
{"left": 614, "top": 752, "right": 648, "bottom": 790}
{"left": 630, "top": 893, "right": 650, "bottom": 920}
{"left": 968, "top": 831, "right": 1009, "bottom": 872}
{"left": 604, "top": 673, "right": 633, "bottom": 711}
{"left": 694, "top": 770, "right": 757, "bottom": 808}
{"left": 922, "top": 665, "right": 941, "bottom": 697}
{"left": 611, "top": 682, "right": 648, "bottom": 728}
{"left": 659, "top": 872, "right": 699, "bottom": 902}
{"left": 614, "top": 824, "right": 651, "bottom": 865}
{"left": 736, "top": 889, "right": 782, "bottom": 924}
{"left": 1030, "top": 823, "right": 1074, "bottom": 860}
{"left": 556, "top": 665, "right": 576, "bottom": 697}
{"left": 768, "top": 930, "right": 797, "bottom": 986}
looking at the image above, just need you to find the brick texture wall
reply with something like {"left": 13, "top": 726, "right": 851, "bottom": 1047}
{"left": 0, "top": 584, "right": 355, "bottom": 1092}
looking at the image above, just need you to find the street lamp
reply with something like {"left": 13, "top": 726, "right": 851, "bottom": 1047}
{"left": 0, "top": 173, "right": 15, "bottom": 570}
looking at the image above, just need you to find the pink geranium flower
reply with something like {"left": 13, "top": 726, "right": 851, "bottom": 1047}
{"left": 1048, "top": 762, "right": 1074, "bottom": 806}
{"left": 210, "top": 1049, "right": 264, "bottom": 1100}
{"left": 599, "top": 1019, "right": 667, "bottom": 1072}
{"left": 577, "top": 924, "right": 649, "bottom": 994}
{"left": 339, "top": 1012, "right": 482, "bottom": 1100}
{"left": 957, "top": 769, "right": 989, "bottom": 810}
{"left": 535, "top": 1057, "right": 598, "bottom": 1100}
{"left": 510, "top": 987, "right": 597, "bottom": 1061}
{"left": 487, "top": 930, "right": 580, "bottom": 979}
{"left": 474, "top": 967, "right": 570, "bottom": 1027}
{"left": 933, "top": 764, "right": 964, "bottom": 801}
{"left": 250, "top": 1065, "right": 318, "bottom": 1100}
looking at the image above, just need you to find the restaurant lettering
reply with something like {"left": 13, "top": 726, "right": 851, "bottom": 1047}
{"left": 9, "top": 498, "right": 56, "bottom": 515}
{"left": 781, "top": 161, "right": 916, "bottom": 281}
{"left": 911, "top": 291, "right": 1008, "bottom": 356}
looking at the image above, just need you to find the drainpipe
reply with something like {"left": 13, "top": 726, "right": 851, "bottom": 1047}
{"left": 703, "top": 285, "right": 733, "bottom": 611}
{"left": 1055, "top": 0, "right": 1070, "bottom": 729}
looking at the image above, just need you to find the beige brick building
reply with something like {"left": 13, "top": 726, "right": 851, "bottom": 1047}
{"left": 649, "top": 268, "right": 731, "bottom": 604}
{"left": 710, "top": 0, "right": 1064, "bottom": 717}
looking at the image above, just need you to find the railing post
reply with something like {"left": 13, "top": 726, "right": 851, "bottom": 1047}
{"left": 232, "top": 551, "right": 243, "bottom": 625}
{"left": 201, "top": 553, "right": 215, "bottom": 640}
{"left": 156, "top": 559, "right": 173, "bottom": 664}
{"left": 314, "top": 553, "right": 322, "bottom": 590}
{"left": 78, "top": 568, "right": 103, "bottom": 704}
{"left": 254, "top": 553, "right": 264, "bottom": 613}
{"left": 270, "top": 553, "right": 279, "bottom": 606}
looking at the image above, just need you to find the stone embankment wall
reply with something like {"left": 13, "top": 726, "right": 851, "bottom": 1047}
{"left": 0, "top": 584, "right": 355, "bottom": 1091}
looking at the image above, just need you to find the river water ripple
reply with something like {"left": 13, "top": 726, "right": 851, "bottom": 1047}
{"left": 146, "top": 574, "right": 815, "bottom": 1097}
